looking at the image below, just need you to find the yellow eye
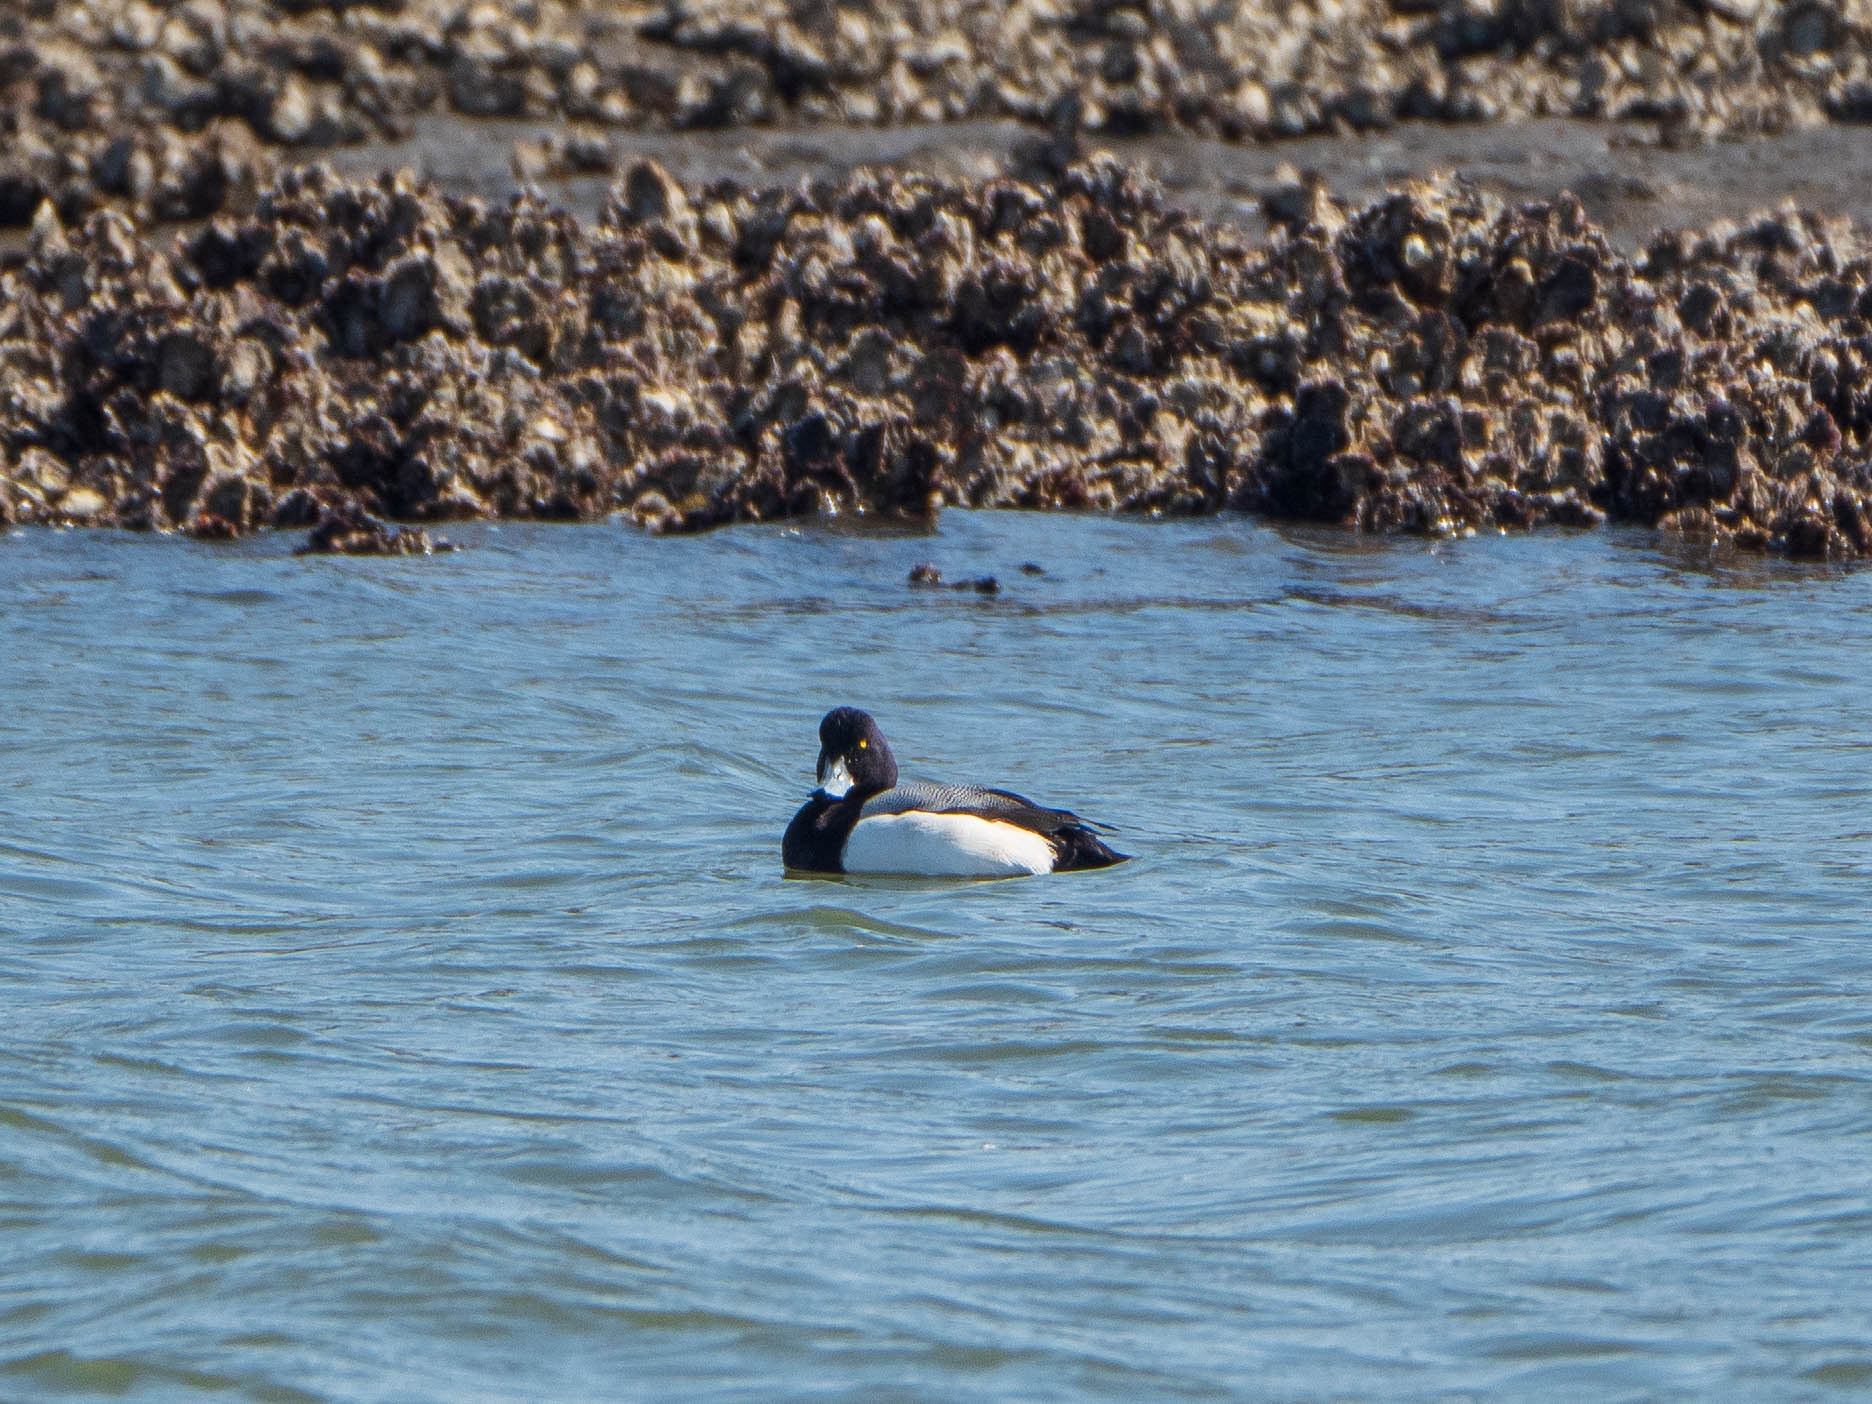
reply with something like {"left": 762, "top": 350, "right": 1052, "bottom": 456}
{"left": 857, "top": 739, "right": 868, "bottom": 749}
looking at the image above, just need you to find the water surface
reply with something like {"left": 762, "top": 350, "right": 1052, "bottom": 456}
{"left": 3, "top": 515, "right": 1870, "bottom": 1399}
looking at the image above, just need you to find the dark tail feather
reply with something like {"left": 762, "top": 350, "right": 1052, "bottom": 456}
{"left": 1053, "top": 822, "right": 1130, "bottom": 871}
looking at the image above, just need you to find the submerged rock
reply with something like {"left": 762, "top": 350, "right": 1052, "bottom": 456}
{"left": 295, "top": 502, "right": 444, "bottom": 556}
{"left": 909, "top": 562, "right": 1000, "bottom": 592}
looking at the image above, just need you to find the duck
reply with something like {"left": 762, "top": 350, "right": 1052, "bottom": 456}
{"left": 781, "top": 706, "right": 1130, "bottom": 877}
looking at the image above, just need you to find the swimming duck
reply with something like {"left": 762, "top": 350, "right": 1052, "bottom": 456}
{"left": 782, "top": 707, "right": 1129, "bottom": 877}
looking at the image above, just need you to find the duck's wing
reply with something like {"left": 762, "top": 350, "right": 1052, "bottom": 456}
{"left": 861, "top": 780, "right": 1103, "bottom": 836}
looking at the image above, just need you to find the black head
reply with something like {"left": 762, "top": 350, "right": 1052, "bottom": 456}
{"left": 815, "top": 706, "right": 897, "bottom": 798}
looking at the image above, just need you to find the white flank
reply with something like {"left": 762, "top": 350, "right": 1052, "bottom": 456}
{"left": 841, "top": 812, "right": 1056, "bottom": 877}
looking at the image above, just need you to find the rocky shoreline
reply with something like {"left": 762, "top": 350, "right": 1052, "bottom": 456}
{"left": 4, "top": 153, "right": 1872, "bottom": 556}
{"left": 9, "top": 2, "right": 1872, "bottom": 558}
{"left": 7, "top": 0, "right": 1872, "bottom": 235}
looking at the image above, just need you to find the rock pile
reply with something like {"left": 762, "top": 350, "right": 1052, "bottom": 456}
{"left": 5, "top": 0, "right": 1872, "bottom": 226}
{"left": 4, "top": 157, "right": 1872, "bottom": 557}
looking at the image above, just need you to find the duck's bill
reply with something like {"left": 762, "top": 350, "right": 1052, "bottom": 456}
{"left": 816, "top": 752, "right": 855, "bottom": 799}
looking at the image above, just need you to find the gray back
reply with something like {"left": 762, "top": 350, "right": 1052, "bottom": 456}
{"left": 858, "top": 780, "right": 1074, "bottom": 834}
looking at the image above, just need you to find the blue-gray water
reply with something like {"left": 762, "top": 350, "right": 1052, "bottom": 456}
{"left": 3, "top": 515, "right": 1871, "bottom": 1401}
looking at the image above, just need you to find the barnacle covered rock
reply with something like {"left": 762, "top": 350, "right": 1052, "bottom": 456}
{"left": 5, "top": 0, "right": 1872, "bottom": 227}
{"left": 295, "top": 502, "right": 442, "bottom": 556}
{"left": 5, "top": 159, "right": 1872, "bottom": 558}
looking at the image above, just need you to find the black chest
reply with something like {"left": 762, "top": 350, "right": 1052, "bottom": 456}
{"left": 782, "top": 793, "right": 864, "bottom": 872}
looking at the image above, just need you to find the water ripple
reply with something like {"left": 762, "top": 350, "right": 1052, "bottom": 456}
{"left": 3, "top": 518, "right": 1870, "bottom": 1396}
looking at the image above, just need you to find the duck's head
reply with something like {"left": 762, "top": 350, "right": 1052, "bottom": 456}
{"left": 815, "top": 706, "right": 897, "bottom": 799}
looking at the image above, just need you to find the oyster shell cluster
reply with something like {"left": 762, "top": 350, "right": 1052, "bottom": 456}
{"left": 5, "top": 155, "right": 1872, "bottom": 556}
{"left": 5, "top": 0, "right": 1872, "bottom": 228}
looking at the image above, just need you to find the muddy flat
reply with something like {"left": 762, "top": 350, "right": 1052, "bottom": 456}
{"left": 326, "top": 115, "right": 1872, "bottom": 247}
